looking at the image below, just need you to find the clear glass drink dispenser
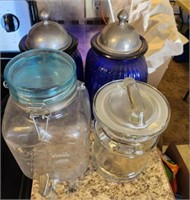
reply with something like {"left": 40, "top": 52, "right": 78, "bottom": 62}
{"left": 2, "top": 49, "right": 91, "bottom": 196}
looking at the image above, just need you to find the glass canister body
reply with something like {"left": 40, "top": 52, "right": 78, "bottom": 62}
{"left": 85, "top": 48, "right": 148, "bottom": 103}
{"left": 2, "top": 82, "right": 90, "bottom": 182}
{"left": 93, "top": 120, "right": 158, "bottom": 182}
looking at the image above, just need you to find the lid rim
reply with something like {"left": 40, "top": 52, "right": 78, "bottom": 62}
{"left": 93, "top": 79, "right": 171, "bottom": 142}
{"left": 91, "top": 34, "right": 148, "bottom": 59}
{"left": 4, "top": 49, "right": 77, "bottom": 106}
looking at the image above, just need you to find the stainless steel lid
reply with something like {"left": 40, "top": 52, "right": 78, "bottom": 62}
{"left": 25, "top": 9, "right": 72, "bottom": 50}
{"left": 91, "top": 10, "right": 148, "bottom": 59}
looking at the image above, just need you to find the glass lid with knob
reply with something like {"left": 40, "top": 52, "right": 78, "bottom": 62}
{"left": 91, "top": 9, "right": 148, "bottom": 59}
{"left": 93, "top": 78, "right": 171, "bottom": 142}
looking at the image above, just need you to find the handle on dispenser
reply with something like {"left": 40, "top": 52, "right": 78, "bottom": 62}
{"left": 27, "top": 103, "right": 52, "bottom": 142}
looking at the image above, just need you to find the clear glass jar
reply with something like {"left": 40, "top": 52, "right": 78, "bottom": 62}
{"left": 92, "top": 78, "right": 170, "bottom": 182}
{"left": 2, "top": 49, "right": 91, "bottom": 196}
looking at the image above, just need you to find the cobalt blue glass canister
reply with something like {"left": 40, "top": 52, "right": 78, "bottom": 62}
{"left": 19, "top": 9, "right": 84, "bottom": 81}
{"left": 85, "top": 9, "right": 148, "bottom": 103}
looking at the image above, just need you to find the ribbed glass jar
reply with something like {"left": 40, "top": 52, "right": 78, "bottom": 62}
{"left": 66, "top": 46, "right": 84, "bottom": 81}
{"left": 85, "top": 48, "right": 148, "bottom": 103}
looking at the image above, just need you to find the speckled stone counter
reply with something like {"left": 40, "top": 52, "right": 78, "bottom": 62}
{"left": 31, "top": 147, "right": 175, "bottom": 200}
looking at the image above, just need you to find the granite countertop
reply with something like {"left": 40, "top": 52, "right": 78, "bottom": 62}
{"left": 31, "top": 146, "right": 175, "bottom": 200}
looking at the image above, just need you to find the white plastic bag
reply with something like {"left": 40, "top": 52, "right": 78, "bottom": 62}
{"left": 109, "top": 0, "right": 188, "bottom": 74}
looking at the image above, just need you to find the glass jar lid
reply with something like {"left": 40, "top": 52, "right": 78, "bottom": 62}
{"left": 4, "top": 49, "right": 77, "bottom": 108}
{"left": 91, "top": 10, "right": 148, "bottom": 59}
{"left": 25, "top": 9, "right": 72, "bottom": 50}
{"left": 93, "top": 78, "right": 170, "bottom": 141}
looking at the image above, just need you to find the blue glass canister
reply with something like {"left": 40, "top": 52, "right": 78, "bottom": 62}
{"left": 19, "top": 9, "right": 84, "bottom": 81}
{"left": 85, "top": 10, "right": 148, "bottom": 103}
{"left": 2, "top": 49, "right": 91, "bottom": 197}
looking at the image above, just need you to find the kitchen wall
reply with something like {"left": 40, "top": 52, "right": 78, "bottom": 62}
{"left": 35, "top": 0, "right": 130, "bottom": 22}
{"left": 34, "top": 0, "right": 140, "bottom": 23}
{"left": 34, "top": 0, "right": 109, "bottom": 63}
{"left": 36, "top": 0, "right": 85, "bottom": 21}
